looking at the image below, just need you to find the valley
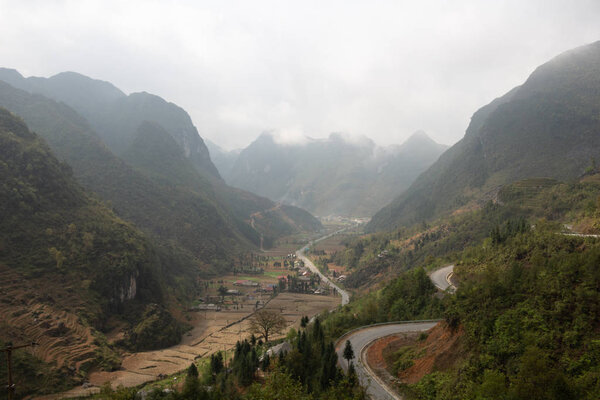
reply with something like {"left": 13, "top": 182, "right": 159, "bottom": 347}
{"left": 2, "top": 11, "right": 600, "bottom": 400}
{"left": 36, "top": 232, "right": 346, "bottom": 398}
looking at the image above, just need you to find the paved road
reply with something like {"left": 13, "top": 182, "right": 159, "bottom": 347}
{"left": 336, "top": 322, "right": 439, "bottom": 399}
{"left": 428, "top": 264, "right": 455, "bottom": 291}
{"left": 562, "top": 232, "right": 600, "bottom": 238}
{"left": 296, "top": 229, "right": 351, "bottom": 305}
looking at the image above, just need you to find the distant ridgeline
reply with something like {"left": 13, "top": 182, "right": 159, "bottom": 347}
{"left": 207, "top": 131, "right": 447, "bottom": 217}
{"left": 0, "top": 68, "right": 322, "bottom": 261}
{"left": 368, "top": 40, "right": 600, "bottom": 232}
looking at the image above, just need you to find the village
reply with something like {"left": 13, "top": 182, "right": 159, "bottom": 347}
{"left": 193, "top": 253, "right": 337, "bottom": 313}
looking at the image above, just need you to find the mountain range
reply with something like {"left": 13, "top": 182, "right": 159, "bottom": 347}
{"left": 368, "top": 40, "right": 600, "bottom": 231}
{"left": 0, "top": 69, "right": 322, "bottom": 379}
{"left": 0, "top": 69, "right": 322, "bottom": 256}
{"left": 209, "top": 131, "right": 447, "bottom": 217}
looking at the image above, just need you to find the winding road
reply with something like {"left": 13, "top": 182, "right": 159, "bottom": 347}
{"left": 428, "top": 264, "right": 455, "bottom": 291}
{"left": 332, "top": 265, "right": 456, "bottom": 399}
{"left": 336, "top": 322, "right": 439, "bottom": 399}
{"left": 296, "top": 229, "right": 351, "bottom": 305}
{"left": 296, "top": 231, "right": 457, "bottom": 398}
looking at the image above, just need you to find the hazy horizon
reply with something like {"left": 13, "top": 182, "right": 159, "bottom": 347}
{"left": 2, "top": 0, "right": 600, "bottom": 150}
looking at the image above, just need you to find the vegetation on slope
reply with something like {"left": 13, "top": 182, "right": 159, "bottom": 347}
{"left": 368, "top": 40, "right": 600, "bottom": 231}
{"left": 0, "top": 339, "right": 77, "bottom": 399}
{"left": 97, "top": 319, "right": 365, "bottom": 400}
{"left": 337, "top": 174, "right": 600, "bottom": 289}
{"left": 322, "top": 268, "right": 444, "bottom": 339}
{"left": 403, "top": 225, "right": 600, "bottom": 399}
{"left": 329, "top": 174, "right": 600, "bottom": 399}
{"left": 0, "top": 108, "right": 187, "bottom": 389}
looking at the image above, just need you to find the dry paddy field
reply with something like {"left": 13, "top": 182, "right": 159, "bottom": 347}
{"left": 44, "top": 281, "right": 340, "bottom": 398}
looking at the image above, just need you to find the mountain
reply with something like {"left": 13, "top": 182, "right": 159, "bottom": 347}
{"left": 367, "top": 40, "right": 600, "bottom": 231}
{"left": 205, "top": 138, "right": 241, "bottom": 179}
{"left": 0, "top": 69, "right": 220, "bottom": 178}
{"left": 0, "top": 108, "right": 189, "bottom": 383}
{"left": 0, "top": 80, "right": 245, "bottom": 267}
{"left": 0, "top": 72, "right": 322, "bottom": 256}
{"left": 221, "top": 132, "right": 447, "bottom": 217}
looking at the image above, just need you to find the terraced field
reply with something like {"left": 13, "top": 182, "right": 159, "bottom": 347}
{"left": 39, "top": 292, "right": 339, "bottom": 398}
{"left": 0, "top": 264, "right": 101, "bottom": 374}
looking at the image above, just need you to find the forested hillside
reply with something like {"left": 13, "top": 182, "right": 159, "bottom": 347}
{"left": 0, "top": 74, "right": 322, "bottom": 261}
{"left": 0, "top": 109, "right": 190, "bottom": 395}
{"left": 368, "top": 40, "right": 600, "bottom": 231}
{"left": 321, "top": 172, "right": 600, "bottom": 399}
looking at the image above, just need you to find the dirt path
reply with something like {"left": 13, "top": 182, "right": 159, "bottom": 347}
{"left": 38, "top": 292, "right": 340, "bottom": 398}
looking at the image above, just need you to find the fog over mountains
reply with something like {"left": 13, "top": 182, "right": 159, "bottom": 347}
{"left": 208, "top": 131, "right": 447, "bottom": 217}
{"left": 0, "top": 68, "right": 323, "bottom": 257}
{"left": 368, "top": 40, "right": 600, "bottom": 231}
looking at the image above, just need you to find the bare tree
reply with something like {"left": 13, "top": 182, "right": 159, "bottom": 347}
{"left": 248, "top": 309, "right": 287, "bottom": 343}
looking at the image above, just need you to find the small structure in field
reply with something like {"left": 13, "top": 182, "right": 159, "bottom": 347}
{"left": 262, "top": 341, "right": 293, "bottom": 360}
{"left": 234, "top": 280, "right": 259, "bottom": 287}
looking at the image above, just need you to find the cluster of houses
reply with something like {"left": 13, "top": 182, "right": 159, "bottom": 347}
{"left": 192, "top": 253, "right": 338, "bottom": 313}
{"left": 233, "top": 279, "right": 277, "bottom": 294}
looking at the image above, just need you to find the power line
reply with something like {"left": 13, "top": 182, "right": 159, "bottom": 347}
{"left": 1, "top": 342, "right": 38, "bottom": 400}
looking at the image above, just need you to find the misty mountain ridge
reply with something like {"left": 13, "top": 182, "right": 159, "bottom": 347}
{"left": 0, "top": 70, "right": 322, "bottom": 258}
{"left": 205, "top": 138, "right": 242, "bottom": 179}
{"left": 0, "top": 68, "right": 220, "bottom": 178}
{"left": 368, "top": 40, "right": 600, "bottom": 231}
{"left": 215, "top": 129, "right": 448, "bottom": 217}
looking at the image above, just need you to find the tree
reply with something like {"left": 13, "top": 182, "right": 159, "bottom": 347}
{"left": 218, "top": 285, "right": 228, "bottom": 302}
{"left": 249, "top": 309, "right": 287, "bottom": 343}
{"left": 343, "top": 340, "right": 355, "bottom": 368}
{"left": 210, "top": 352, "right": 224, "bottom": 381}
{"left": 300, "top": 316, "right": 309, "bottom": 328}
{"left": 262, "top": 353, "right": 271, "bottom": 370}
{"left": 183, "top": 362, "right": 200, "bottom": 397}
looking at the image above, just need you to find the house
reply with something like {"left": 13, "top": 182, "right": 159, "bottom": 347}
{"left": 262, "top": 341, "right": 293, "bottom": 360}
{"left": 194, "top": 304, "right": 221, "bottom": 311}
{"left": 234, "top": 280, "right": 259, "bottom": 287}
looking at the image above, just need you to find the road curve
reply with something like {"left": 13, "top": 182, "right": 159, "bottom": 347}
{"left": 429, "top": 265, "right": 455, "bottom": 291}
{"left": 296, "top": 230, "right": 350, "bottom": 305}
{"left": 336, "top": 322, "right": 439, "bottom": 399}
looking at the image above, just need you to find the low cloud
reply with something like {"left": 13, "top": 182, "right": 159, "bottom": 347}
{"left": 1, "top": 0, "right": 599, "bottom": 150}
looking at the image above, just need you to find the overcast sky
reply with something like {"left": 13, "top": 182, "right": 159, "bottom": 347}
{"left": 1, "top": 0, "right": 600, "bottom": 150}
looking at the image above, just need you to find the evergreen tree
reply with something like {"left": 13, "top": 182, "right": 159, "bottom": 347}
{"left": 343, "top": 340, "right": 355, "bottom": 368}
{"left": 182, "top": 362, "right": 201, "bottom": 398}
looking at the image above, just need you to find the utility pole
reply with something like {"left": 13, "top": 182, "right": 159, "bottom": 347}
{"left": 1, "top": 342, "right": 37, "bottom": 400}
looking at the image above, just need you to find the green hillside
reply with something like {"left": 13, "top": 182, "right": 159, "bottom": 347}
{"left": 321, "top": 172, "right": 600, "bottom": 399}
{"left": 0, "top": 78, "right": 320, "bottom": 264}
{"left": 0, "top": 108, "right": 191, "bottom": 392}
{"left": 0, "top": 80, "right": 245, "bottom": 268}
{"left": 368, "top": 40, "right": 600, "bottom": 232}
